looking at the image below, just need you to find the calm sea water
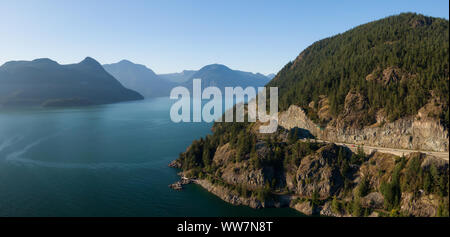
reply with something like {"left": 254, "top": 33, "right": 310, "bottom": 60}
{"left": 0, "top": 97, "right": 302, "bottom": 217}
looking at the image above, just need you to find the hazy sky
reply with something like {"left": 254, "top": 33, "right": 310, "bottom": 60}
{"left": 0, "top": 0, "right": 448, "bottom": 74}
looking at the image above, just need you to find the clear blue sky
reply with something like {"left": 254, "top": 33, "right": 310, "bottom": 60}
{"left": 0, "top": 0, "right": 448, "bottom": 74}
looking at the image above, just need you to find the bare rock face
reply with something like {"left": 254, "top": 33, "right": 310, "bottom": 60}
{"left": 319, "top": 201, "right": 347, "bottom": 217}
{"left": 212, "top": 143, "right": 235, "bottom": 167}
{"left": 169, "top": 177, "right": 193, "bottom": 190}
{"left": 292, "top": 201, "right": 315, "bottom": 215}
{"left": 211, "top": 143, "right": 273, "bottom": 189}
{"left": 285, "top": 169, "right": 298, "bottom": 192}
{"left": 400, "top": 193, "right": 439, "bottom": 217}
{"left": 335, "top": 90, "right": 370, "bottom": 129}
{"left": 410, "top": 17, "right": 433, "bottom": 28}
{"left": 195, "top": 179, "right": 264, "bottom": 209}
{"left": 295, "top": 144, "right": 345, "bottom": 198}
{"left": 194, "top": 179, "right": 290, "bottom": 209}
{"left": 366, "top": 67, "right": 414, "bottom": 86}
{"left": 317, "top": 96, "right": 333, "bottom": 123}
{"left": 361, "top": 192, "right": 385, "bottom": 209}
{"left": 421, "top": 155, "right": 449, "bottom": 172}
{"left": 220, "top": 161, "right": 271, "bottom": 189}
{"left": 168, "top": 159, "right": 182, "bottom": 169}
{"left": 278, "top": 104, "right": 448, "bottom": 152}
{"left": 279, "top": 105, "right": 320, "bottom": 134}
{"left": 359, "top": 152, "right": 397, "bottom": 188}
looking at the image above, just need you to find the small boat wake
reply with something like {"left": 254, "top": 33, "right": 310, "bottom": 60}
{"left": 3, "top": 132, "right": 164, "bottom": 170}
{"left": 6, "top": 156, "right": 160, "bottom": 170}
{"left": 0, "top": 136, "right": 24, "bottom": 154}
{"left": 5, "top": 131, "right": 60, "bottom": 162}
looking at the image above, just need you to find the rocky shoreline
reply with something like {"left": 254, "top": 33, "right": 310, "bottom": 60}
{"left": 169, "top": 174, "right": 292, "bottom": 210}
{"left": 168, "top": 173, "right": 353, "bottom": 216}
{"left": 168, "top": 177, "right": 193, "bottom": 190}
{"left": 169, "top": 144, "right": 449, "bottom": 217}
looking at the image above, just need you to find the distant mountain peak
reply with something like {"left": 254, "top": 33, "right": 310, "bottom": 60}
{"left": 1, "top": 58, "right": 60, "bottom": 71}
{"left": 80, "top": 57, "right": 101, "bottom": 65}
{"left": 200, "top": 64, "right": 231, "bottom": 71}
{"left": 76, "top": 57, "right": 105, "bottom": 71}
{"left": 109, "top": 60, "right": 150, "bottom": 70}
{"left": 118, "top": 59, "right": 134, "bottom": 65}
{"left": 102, "top": 60, "right": 171, "bottom": 98}
{"left": 32, "top": 58, "right": 59, "bottom": 65}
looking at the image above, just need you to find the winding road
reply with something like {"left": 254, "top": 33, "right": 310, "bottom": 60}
{"left": 305, "top": 139, "right": 449, "bottom": 161}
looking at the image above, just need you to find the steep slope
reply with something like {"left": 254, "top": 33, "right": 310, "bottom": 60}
{"left": 268, "top": 13, "right": 449, "bottom": 129}
{"left": 0, "top": 57, "right": 143, "bottom": 107}
{"left": 103, "top": 60, "right": 176, "bottom": 97}
{"left": 170, "top": 13, "right": 450, "bottom": 217}
{"left": 269, "top": 13, "right": 449, "bottom": 152}
{"left": 171, "top": 120, "right": 449, "bottom": 217}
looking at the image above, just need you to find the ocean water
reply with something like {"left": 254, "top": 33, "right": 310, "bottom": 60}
{"left": 0, "top": 97, "right": 302, "bottom": 217}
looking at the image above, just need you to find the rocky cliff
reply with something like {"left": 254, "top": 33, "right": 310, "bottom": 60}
{"left": 171, "top": 123, "right": 449, "bottom": 217}
{"left": 279, "top": 103, "right": 448, "bottom": 152}
{"left": 169, "top": 13, "right": 450, "bottom": 217}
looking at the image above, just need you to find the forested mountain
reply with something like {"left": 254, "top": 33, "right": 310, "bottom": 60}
{"left": 268, "top": 13, "right": 449, "bottom": 128}
{"left": 103, "top": 60, "right": 176, "bottom": 98}
{"left": 0, "top": 57, "right": 143, "bottom": 107}
{"left": 170, "top": 13, "right": 450, "bottom": 217}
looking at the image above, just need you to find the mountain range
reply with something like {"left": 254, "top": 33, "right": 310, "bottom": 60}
{"left": 0, "top": 57, "right": 143, "bottom": 107}
{"left": 0, "top": 57, "right": 274, "bottom": 107}
{"left": 180, "top": 64, "right": 271, "bottom": 91}
{"left": 104, "top": 61, "right": 273, "bottom": 97}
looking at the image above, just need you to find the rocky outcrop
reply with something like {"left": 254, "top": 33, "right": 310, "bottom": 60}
{"left": 336, "top": 90, "right": 371, "bottom": 129}
{"left": 279, "top": 105, "right": 320, "bottom": 134}
{"left": 194, "top": 179, "right": 264, "bottom": 209}
{"left": 211, "top": 143, "right": 273, "bottom": 189}
{"left": 319, "top": 201, "right": 348, "bottom": 217}
{"left": 361, "top": 192, "right": 385, "bottom": 209}
{"left": 212, "top": 143, "right": 235, "bottom": 167}
{"left": 168, "top": 159, "right": 182, "bottom": 169}
{"left": 171, "top": 117, "right": 448, "bottom": 217}
{"left": 295, "top": 144, "right": 345, "bottom": 198}
{"left": 171, "top": 141, "right": 448, "bottom": 216}
{"left": 316, "top": 96, "right": 333, "bottom": 123}
{"left": 358, "top": 152, "right": 449, "bottom": 217}
{"left": 292, "top": 201, "right": 315, "bottom": 215}
{"left": 400, "top": 193, "right": 440, "bottom": 217}
{"left": 366, "top": 67, "right": 414, "bottom": 86}
{"left": 421, "top": 155, "right": 449, "bottom": 171}
{"left": 221, "top": 162, "right": 271, "bottom": 189}
{"left": 169, "top": 177, "right": 193, "bottom": 190}
{"left": 359, "top": 152, "right": 396, "bottom": 188}
{"left": 279, "top": 105, "right": 448, "bottom": 152}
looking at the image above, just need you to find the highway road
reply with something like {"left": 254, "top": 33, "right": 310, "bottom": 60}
{"left": 303, "top": 139, "right": 449, "bottom": 161}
